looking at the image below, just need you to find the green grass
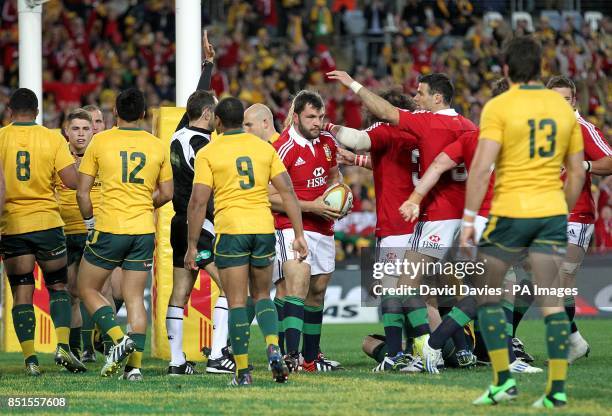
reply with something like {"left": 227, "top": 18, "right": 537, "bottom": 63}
{"left": 0, "top": 320, "right": 610, "bottom": 415}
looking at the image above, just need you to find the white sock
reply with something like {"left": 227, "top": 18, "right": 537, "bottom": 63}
{"left": 166, "top": 305, "right": 186, "bottom": 366}
{"left": 209, "top": 296, "right": 229, "bottom": 360}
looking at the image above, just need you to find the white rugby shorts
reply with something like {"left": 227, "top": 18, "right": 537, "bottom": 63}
{"left": 273, "top": 229, "right": 335, "bottom": 284}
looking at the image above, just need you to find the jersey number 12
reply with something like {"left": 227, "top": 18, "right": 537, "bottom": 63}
{"left": 120, "top": 151, "right": 146, "bottom": 184}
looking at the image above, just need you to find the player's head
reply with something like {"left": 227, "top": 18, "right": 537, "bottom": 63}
{"left": 491, "top": 78, "right": 510, "bottom": 98}
{"left": 367, "top": 89, "right": 416, "bottom": 125}
{"left": 214, "top": 97, "right": 244, "bottom": 133}
{"left": 187, "top": 90, "right": 216, "bottom": 130}
{"left": 415, "top": 73, "right": 454, "bottom": 111}
{"left": 82, "top": 104, "right": 105, "bottom": 134}
{"left": 502, "top": 36, "right": 541, "bottom": 84}
{"left": 243, "top": 103, "right": 275, "bottom": 140}
{"left": 292, "top": 90, "right": 325, "bottom": 141}
{"left": 64, "top": 108, "right": 93, "bottom": 155}
{"left": 546, "top": 75, "right": 576, "bottom": 109}
{"left": 8, "top": 88, "right": 39, "bottom": 120}
{"left": 115, "top": 88, "right": 146, "bottom": 123}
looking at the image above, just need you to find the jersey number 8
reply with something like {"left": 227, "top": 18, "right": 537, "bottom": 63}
{"left": 16, "top": 150, "right": 30, "bottom": 181}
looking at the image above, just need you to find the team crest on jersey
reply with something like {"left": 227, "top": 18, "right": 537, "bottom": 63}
{"left": 323, "top": 144, "right": 332, "bottom": 161}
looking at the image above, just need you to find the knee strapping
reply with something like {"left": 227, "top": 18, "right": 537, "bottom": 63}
{"left": 8, "top": 272, "right": 35, "bottom": 286}
{"left": 44, "top": 266, "right": 68, "bottom": 286}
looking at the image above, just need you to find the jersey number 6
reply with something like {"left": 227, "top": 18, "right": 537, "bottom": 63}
{"left": 120, "top": 151, "right": 146, "bottom": 184}
{"left": 236, "top": 156, "right": 255, "bottom": 190}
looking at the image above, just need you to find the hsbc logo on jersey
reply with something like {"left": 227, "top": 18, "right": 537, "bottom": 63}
{"left": 307, "top": 167, "right": 327, "bottom": 188}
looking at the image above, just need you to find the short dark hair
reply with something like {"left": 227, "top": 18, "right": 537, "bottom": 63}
{"left": 292, "top": 90, "right": 324, "bottom": 115}
{"left": 214, "top": 97, "right": 244, "bottom": 129}
{"left": 115, "top": 88, "right": 145, "bottom": 122}
{"left": 186, "top": 91, "right": 216, "bottom": 122}
{"left": 491, "top": 78, "right": 510, "bottom": 97}
{"left": 9, "top": 88, "right": 38, "bottom": 115}
{"left": 66, "top": 108, "right": 92, "bottom": 125}
{"left": 502, "top": 36, "right": 541, "bottom": 83}
{"left": 418, "top": 73, "right": 454, "bottom": 106}
{"left": 546, "top": 75, "right": 576, "bottom": 97}
{"left": 368, "top": 89, "right": 416, "bottom": 124}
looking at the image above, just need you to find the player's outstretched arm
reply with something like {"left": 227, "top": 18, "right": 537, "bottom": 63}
{"left": 336, "top": 147, "right": 372, "bottom": 170}
{"left": 77, "top": 173, "right": 95, "bottom": 228}
{"left": 461, "top": 139, "right": 499, "bottom": 247}
{"left": 564, "top": 151, "right": 586, "bottom": 211}
{"left": 58, "top": 164, "right": 78, "bottom": 190}
{"left": 588, "top": 156, "right": 612, "bottom": 176}
{"left": 326, "top": 71, "right": 399, "bottom": 125}
{"left": 270, "top": 172, "right": 308, "bottom": 260}
{"left": 324, "top": 122, "right": 372, "bottom": 151}
{"left": 185, "top": 183, "right": 212, "bottom": 270}
{"left": 153, "top": 179, "right": 174, "bottom": 208}
{"left": 400, "top": 152, "right": 457, "bottom": 222}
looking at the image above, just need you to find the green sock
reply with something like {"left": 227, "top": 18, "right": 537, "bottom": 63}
{"left": 229, "top": 307, "right": 251, "bottom": 376}
{"left": 69, "top": 327, "right": 82, "bottom": 353}
{"left": 545, "top": 312, "right": 570, "bottom": 396}
{"left": 12, "top": 304, "right": 38, "bottom": 364}
{"left": 274, "top": 297, "right": 285, "bottom": 353}
{"left": 49, "top": 289, "right": 71, "bottom": 345}
{"left": 92, "top": 305, "right": 124, "bottom": 344}
{"left": 283, "top": 296, "right": 305, "bottom": 354}
{"left": 256, "top": 299, "right": 279, "bottom": 346}
{"left": 246, "top": 297, "right": 256, "bottom": 325}
{"left": 303, "top": 304, "right": 323, "bottom": 362}
{"left": 478, "top": 304, "right": 511, "bottom": 386}
{"left": 404, "top": 296, "right": 429, "bottom": 337}
{"left": 80, "top": 302, "right": 94, "bottom": 349}
{"left": 125, "top": 332, "right": 146, "bottom": 371}
{"left": 501, "top": 299, "right": 514, "bottom": 337}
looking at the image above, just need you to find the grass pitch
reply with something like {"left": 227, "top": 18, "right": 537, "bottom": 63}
{"left": 0, "top": 319, "right": 610, "bottom": 415}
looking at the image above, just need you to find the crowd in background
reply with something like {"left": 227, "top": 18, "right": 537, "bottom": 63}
{"left": 0, "top": 0, "right": 610, "bottom": 254}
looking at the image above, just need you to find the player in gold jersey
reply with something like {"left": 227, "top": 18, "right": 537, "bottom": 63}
{"left": 460, "top": 37, "right": 585, "bottom": 408}
{"left": 56, "top": 109, "right": 102, "bottom": 361}
{"left": 185, "top": 97, "right": 308, "bottom": 386}
{"left": 77, "top": 88, "right": 173, "bottom": 380}
{"left": 0, "top": 88, "right": 86, "bottom": 375}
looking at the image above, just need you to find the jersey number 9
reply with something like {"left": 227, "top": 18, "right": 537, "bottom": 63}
{"left": 120, "top": 151, "right": 146, "bottom": 184}
{"left": 236, "top": 156, "right": 254, "bottom": 190}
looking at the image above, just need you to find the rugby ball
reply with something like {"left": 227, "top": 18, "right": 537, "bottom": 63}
{"left": 323, "top": 183, "right": 353, "bottom": 216}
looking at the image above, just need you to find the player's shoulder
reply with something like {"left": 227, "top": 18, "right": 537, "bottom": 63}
{"left": 318, "top": 130, "right": 337, "bottom": 147}
{"left": 577, "top": 115, "right": 604, "bottom": 138}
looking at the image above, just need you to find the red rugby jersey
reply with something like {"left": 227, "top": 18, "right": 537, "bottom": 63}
{"left": 567, "top": 114, "right": 612, "bottom": 224}
{"left": 366, "top": 122, "right": 418, "bottom": 237}
{"left": 398, "top": 108, "right": 478, "bottom": 221}
{"left": 443, "top": 130, "right": 494, "bottom": 217}
{"left": 273, "top": 126, "right": 337, "bottom": 235}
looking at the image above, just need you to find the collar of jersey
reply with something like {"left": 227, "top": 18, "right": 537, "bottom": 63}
{"left": 434, "top": 108, "right": 458, "bottom": 116}
{"left": 13, "top": 121, "right": 36, "bottom": 126}
{"left": 187, "top": 126, "right": 212, "bottom": 135}
{"left": 289, "top": 125, "right": 317, "bottom": 148}
{"left": 574, "top": 109, "right": 581, "bottom": 120}
{"left": 517, "top": 84, "right": 545, "bottom": 90}
{"left": 223, "top": 129, "right": 243, "bottom": 136}
{"left": 118, "top": 127, "right": 143, "bottom": 131}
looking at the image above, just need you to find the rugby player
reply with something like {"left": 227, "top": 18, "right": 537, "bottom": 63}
{"left": 460, "top": 37, "right": 585, "bottom": 407}
{"left": 185, "top": 96, "right": 307, "bottom": 386}
{"left": 78, "top": 88, "right": 174, "bottom": 381}
{"left": 0, "top": 88, "right": 84, "bottom": 375}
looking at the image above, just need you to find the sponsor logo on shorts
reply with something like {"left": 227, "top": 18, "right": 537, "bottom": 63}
{"left": 428, "top": 235, "right": 441, "bottom": 243}
{"left": 196, "top": 250, "right": 212, "bottom": 261}
{"left": 422, "top": 234, "right": 441, "bottom": 249}
{"left": 143, "top": 261, "right": 153, "bottom": 268}
{"left": 49, "top": 247, "right": 67, "bottom": 257}
{"left": 568, "top": 228, "right": 576, "bottom": 236}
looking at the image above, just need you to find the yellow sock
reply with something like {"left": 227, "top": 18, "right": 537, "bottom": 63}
{"left": 235, "top": 353, "right": 249, "bottom": 372}
{"left": 488, "top": 348, "right": 511, "bottom": 385}
{"left": 20, "top": 340, "right": 36, "bottom": 360}
{"left": 56, "top": 327, "right": 70, "bottom": 345}
{"left": 265, "top": 334, "right": 279, "bottom": 346}
{"left": 127, "top": 351, "right": 143, "bottom": 369}
{"left": 107, "top": 326, "right": 125, "bottom": 344}
{"left": 546, "top": 359, "right": 568, "bottom": 394}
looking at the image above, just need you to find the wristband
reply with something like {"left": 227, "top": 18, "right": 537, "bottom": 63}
{"left": 583, "top": 160, "right": 591, "bottom": 172}
{"left": 355, "top": 154, "right": 369, "bottom": 167}
{"left": 463, "top": 208, "right": 477, "bottom": 217}
{"left": 83, "top": 216, "right": 95, "bottom": 231}
{"left": 349, "top": 81, "right": 363, "bottom": 94}
{"left": 323, "top": 122, "right": 336, "bottom": 134}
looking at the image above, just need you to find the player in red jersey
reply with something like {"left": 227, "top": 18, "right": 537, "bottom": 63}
{"left": 269, "top": 90, "right": 344, "bottom": 372}
{"left": 327, "top": 70, "right": 477, "bottom": 371}
{"left": 324, "top": 90, "right": 423, "bottom": 372}
{"left": 547, "top": 76, "right": 612, "bottom": 363}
